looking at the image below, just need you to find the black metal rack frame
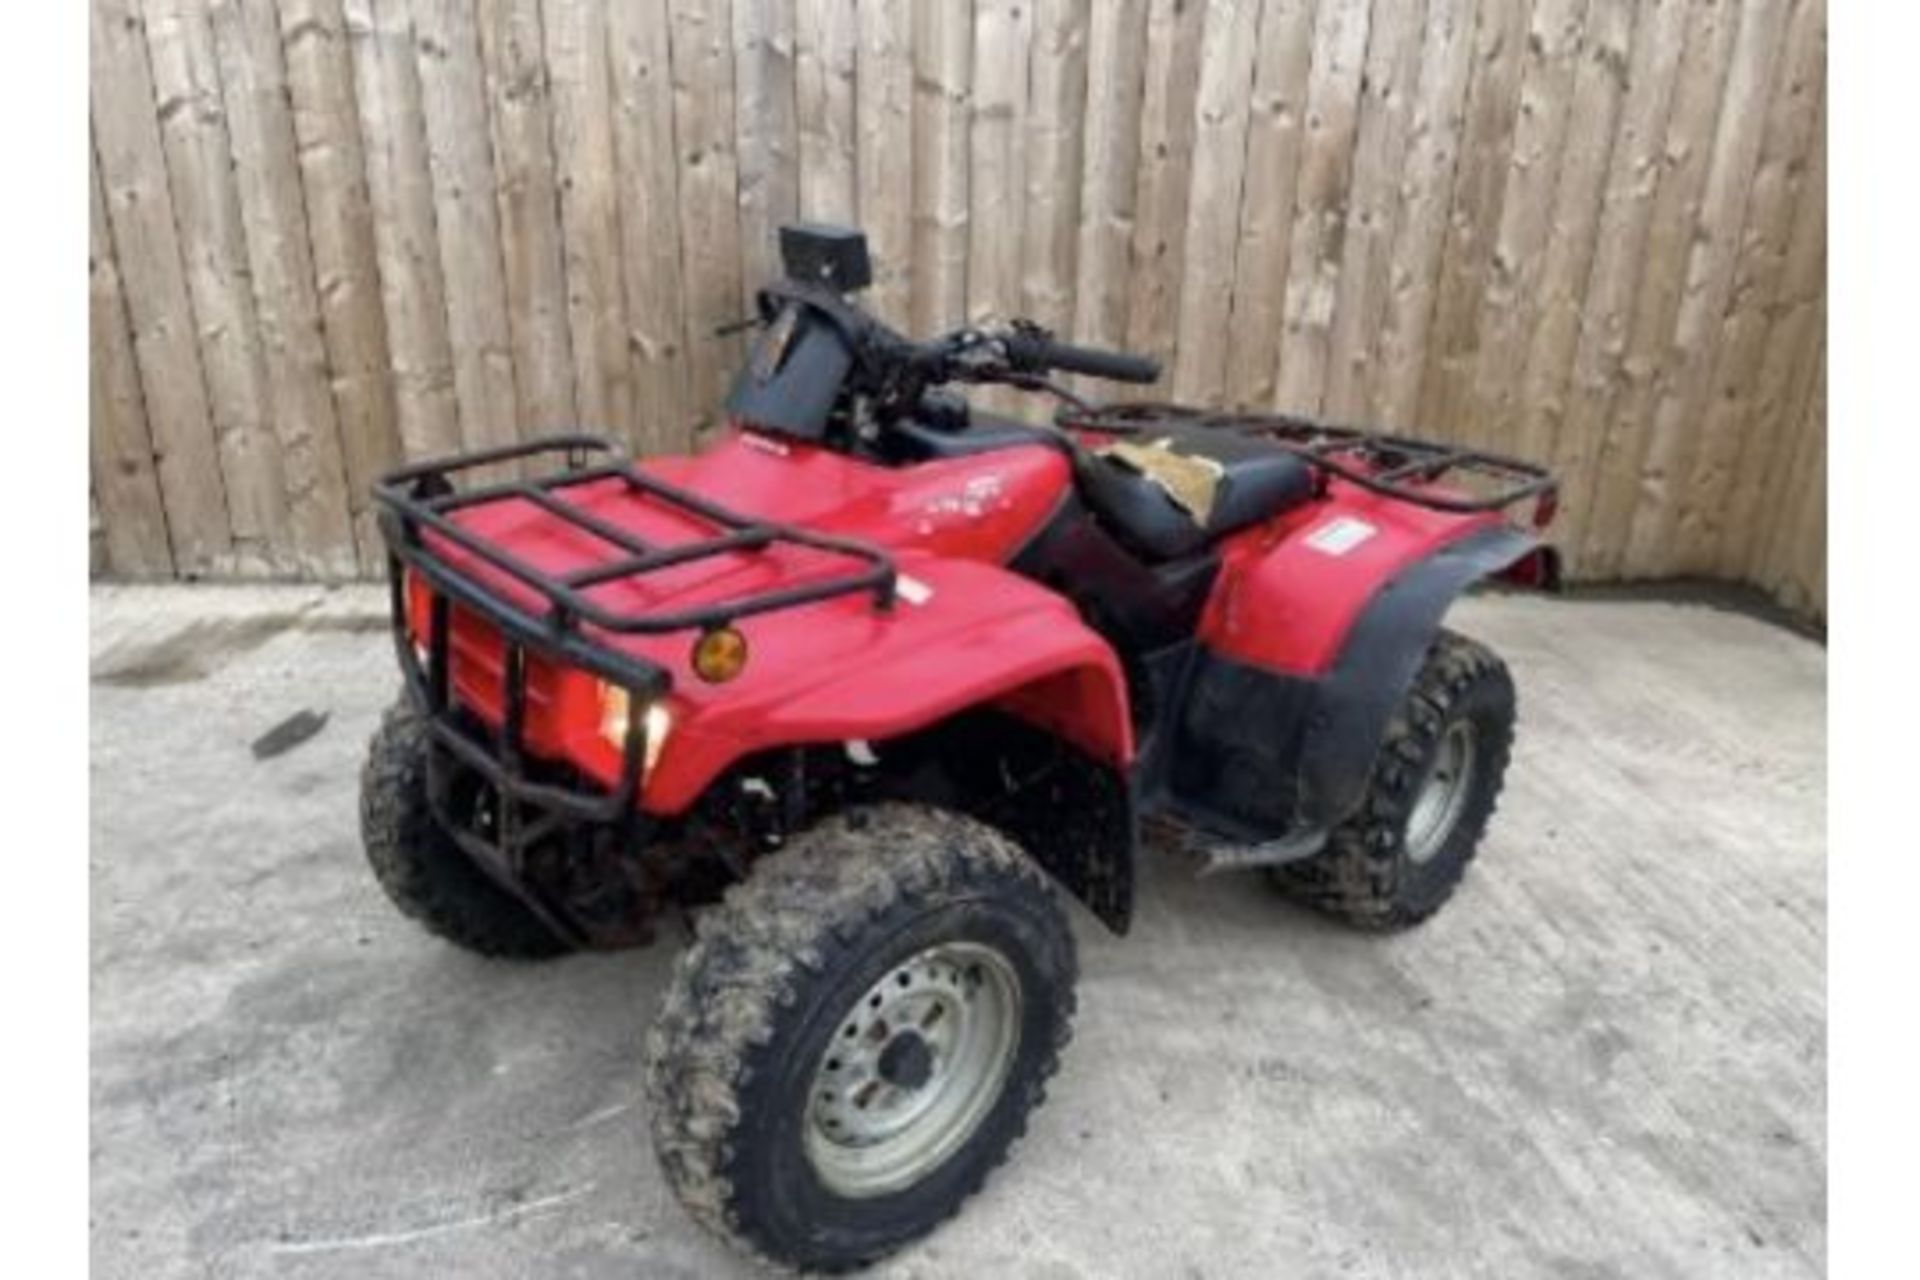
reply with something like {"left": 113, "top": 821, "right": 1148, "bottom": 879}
{"left": 1058, "top": 402, "right": 1558, "bottom": 517}
{"left": 373, "top": 434, "right": 899, "bottom": 691}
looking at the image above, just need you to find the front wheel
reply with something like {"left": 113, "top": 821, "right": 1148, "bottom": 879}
{"left": 1271, "top": 629, "right": 1515, "bottom": 930}
{"left": 359, "top": 700, "right": 568, "bottom": 959}
{"left": 644, "top": 804, "right": 1076, "bottom": 1273}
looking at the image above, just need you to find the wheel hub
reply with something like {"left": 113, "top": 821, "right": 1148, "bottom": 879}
{"left": 877, "top": 1030, "right": 934, "bottom": 1090}
{"left": 803, "top": 941, "right": 1022, "bottom": 1198}
{"left": 1406, "top": 719, "right": 1477, "bottom": 865}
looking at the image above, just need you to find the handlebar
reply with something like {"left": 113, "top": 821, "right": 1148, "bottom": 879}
{"left": 749, "top": 283, "right": 1162, "bottom": 426}
{"left": 1001, "top": 329, "right": 1161, "bottom": 385}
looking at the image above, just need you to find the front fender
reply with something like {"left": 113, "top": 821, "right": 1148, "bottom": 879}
{"left": 639, "top": 557, "right": 1132, "bottom": 814}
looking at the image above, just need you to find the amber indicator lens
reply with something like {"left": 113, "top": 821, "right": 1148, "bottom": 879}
{"left": 692, "top": 626, "right": 749, "bottom": 683}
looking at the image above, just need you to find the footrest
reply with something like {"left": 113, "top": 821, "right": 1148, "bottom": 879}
{"left": 1145, "top": 815, "right": 1328, "bottom": 875}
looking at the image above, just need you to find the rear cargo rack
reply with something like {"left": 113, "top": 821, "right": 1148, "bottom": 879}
{"left": 373, "top": 435, "right": 899, "bottom": 691}
{"left": 1058, "top": 402, "right": 1558, "bottom": 518}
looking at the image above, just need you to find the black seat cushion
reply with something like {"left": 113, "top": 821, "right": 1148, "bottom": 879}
{"left": 1077, "top": 425, "right": 1316, "bottom": 561}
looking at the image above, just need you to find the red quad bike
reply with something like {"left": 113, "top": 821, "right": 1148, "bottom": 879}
{"left": 361, "top": 225, "right": 1559, "bottom": 1272}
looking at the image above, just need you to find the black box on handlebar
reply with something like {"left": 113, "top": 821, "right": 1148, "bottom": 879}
{"left": 780, "top": 223, "right": 873, "bottom": 294}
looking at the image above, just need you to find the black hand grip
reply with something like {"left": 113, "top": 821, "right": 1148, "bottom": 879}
{"left": 1005, "top": 332, "right": 1162, "bottom": 384}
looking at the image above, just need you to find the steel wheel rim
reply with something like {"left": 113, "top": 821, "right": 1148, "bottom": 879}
{"left": 803, "top": 941, "right": 1022, "bottom": 1199}
{"left": 1406, "top": 720, "right": 1477, "bottom": 865}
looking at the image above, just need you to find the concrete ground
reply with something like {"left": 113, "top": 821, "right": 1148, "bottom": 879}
{"left": 90, "top": 585, "right": 1825, "bottom": 1279}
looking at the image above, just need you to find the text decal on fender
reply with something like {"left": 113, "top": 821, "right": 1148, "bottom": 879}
{"left": 1304, "top": 516, "right": 1379, "bottom": 556}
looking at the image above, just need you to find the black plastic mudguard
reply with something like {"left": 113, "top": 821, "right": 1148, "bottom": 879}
{"left": 1171, "top": 524, "right": 1548, "bottom": 839}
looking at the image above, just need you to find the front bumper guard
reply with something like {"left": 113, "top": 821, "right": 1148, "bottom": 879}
{"left": 388, "top": 556, "right": 653, "bottom": 948}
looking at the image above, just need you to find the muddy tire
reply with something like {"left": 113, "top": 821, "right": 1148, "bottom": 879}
{"left": 1272, "top": 630, "right": 1515, "bottom": 930}
{"left": 644, "top": 804, "right": 1076, "bottom": 1273}
{"left": 358, "top": 700, "right": 568, "bottom": 959}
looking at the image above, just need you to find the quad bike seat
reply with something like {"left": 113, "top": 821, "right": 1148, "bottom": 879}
{"left": 1077, "top": 423, "right": 1317, "bottom": 560}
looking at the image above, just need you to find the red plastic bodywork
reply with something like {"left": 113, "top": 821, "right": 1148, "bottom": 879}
{"left": 1198, "top": 480, "right": 1512, "bottom": 676}
{"left": 409, "top": 426, "right": 1525, "bottom": 814}
{"left": 409, "top": 431, "right": 1128, "bottom": 813}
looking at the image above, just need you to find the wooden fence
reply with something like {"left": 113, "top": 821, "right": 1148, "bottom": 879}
{"left": 90, "top": 0, "right": 1826, "bottom": 619}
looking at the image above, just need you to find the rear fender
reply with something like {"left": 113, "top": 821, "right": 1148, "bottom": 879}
{"left": 1188, "top": 504, "right": 1549, "bottom": 833}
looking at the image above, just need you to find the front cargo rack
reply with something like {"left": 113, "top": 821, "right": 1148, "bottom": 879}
{"left": 1058, "top": 402, "right": 1558, "bottom": 519}
{"left": 373, "top": 434, "right": 900, "bottom": 694}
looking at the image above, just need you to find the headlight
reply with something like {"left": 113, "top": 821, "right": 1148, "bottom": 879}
{"left": 599, "top": 683, "right": 673, "bottom": 777}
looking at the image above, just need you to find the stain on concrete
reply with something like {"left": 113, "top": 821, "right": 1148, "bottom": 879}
{"left": 251, "top": 710, "right": 329, "bottom": 760}
{"left": 91, "top": 611, "right": 386, "bottom": 687}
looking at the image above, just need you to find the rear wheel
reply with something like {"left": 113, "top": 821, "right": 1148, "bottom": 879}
{"left": 1272, "top": 630, "right": 1514, "bottom": 929}
{"left": 358, "top": 699, "right": 568, "bottom": 959}
{"left": 644, "top": 804, "right": 1075, "bottom": 1272}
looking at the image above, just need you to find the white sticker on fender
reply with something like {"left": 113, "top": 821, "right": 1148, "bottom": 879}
{"left": 740, "top": 431, "right": 790, "bottom": 456}
{"left": 895, "top": 575, "right": 933, "bottom": 606}
{"left": 1304, "top": 516, "right": 1378, "bottom": 556}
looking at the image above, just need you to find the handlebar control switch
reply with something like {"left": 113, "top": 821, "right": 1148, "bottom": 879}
{"left": 917, "top": 389, "right": 971, "bottom": 434}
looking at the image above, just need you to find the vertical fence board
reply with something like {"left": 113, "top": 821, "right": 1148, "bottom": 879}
{"left": 1717, "top": 93, "right": 1826, "bottom": 578}
{"left": 545, "top": 0, "right": 635, "bottom": 440}
{"left": 211, "top": 0, "right": 358, "bottom": 577}
{"left": 1171, "top": 0, "right": 1262, "bottom": 402}
{"left": 1511, "top": 0, "right": 1631, "bottom": 465}
{"left": 607, "top": 0, "right": 691, "bottom": 453}
{"left": 1368, "top": 0, "right": 1477, "bottom": 428}
{"left": 966, "top": 0, "right": 1032, "bottom": 326}
{"left": 1469, "top": 0, "right": 1589, "bottom": 457}
{"left": 1221, "top": 0, "right": 1320, "bottom": 411}
{"left": 1069, "top": 0, "right": 1147, "bottom": 387}
{"left": 1272, "top": 0, "right": 1373, "bottom": 414}
{"left": 414, "top": 0, "right": 521, "bottom": 461}
{"left": 1751, "top": 316, "right": 1824, "bottom": 612}
{"left": 90, "top": 143, "right": 177, "bottom": 578}
{"left": 1730, "top": 128, "right": 1825, "bottom": 584}
{"left": 144, "top": 0, "right": 284, "bottom": 572}
{"left": 796, "top": 0, "right": 857, "bottom": 222}
{"left": 1783, "top": 342, "right": 1825, "bottom": 615}
{"left": 1414, "top": 0, "right": 1528, "bottom": 441}
{"left": 91, "top": 488, "right": 111, "bottom": 577}
{"left": 734, "top": 0, "right": 800, "bottom": 308}
{"left": 966, "top": 0, "right": 1033, "bottom": 414}
{"left": 1019, "top": 0, "right": 1089, "bottom": 349}
{"left": 283, "top": 0, "right": 404, "bottom": 570}
{"left": 1543, "top": 0, "right": 1691, "bottom": 569}
{"left": 1623, "top": 0, "right": 1795, "bottom": 576}
{"left": 1323, "top": 0, "right": 1427, "bottom": 421}
{"left": 477, "top": 0, "right": 578, "bottom": 436}
{"left": 345, "top": 0, "right": 461, "bottom": 460}
{"left": 1575, "top": 0, "right": 1740, "bottom": 577}
{"left": 669, "top": 0, "right": 745, "bottom": 440}
{"left": 856, "top": 0, "right": 915, "bottom": 325}
{"left": 1680, "top": 0, "right": 1823, "bottom": 571}
{"left": 1782, "top": 347, "right": 1825, "bottom": 616}
{"left": 92, "top": 0, "right": 232, "bottom": 574}
{"left": 1124, "top": 0, "right": 1207, "bottom": 368}
{"left": 910, "top": 0, "right": 972, "bottom": 335}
